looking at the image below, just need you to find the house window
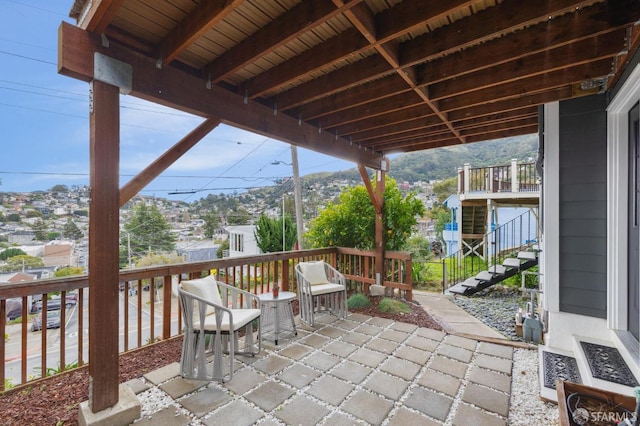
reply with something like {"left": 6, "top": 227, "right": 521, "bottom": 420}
{"left": 231, "top": 233, "right": 244, "bottom": 252}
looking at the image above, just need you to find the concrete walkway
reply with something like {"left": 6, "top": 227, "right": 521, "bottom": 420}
{"left": 413, "top": 290, "right": 507, "bottom": 340}
{"left": 128, "top": 303, "right": 518, "bottom": 425}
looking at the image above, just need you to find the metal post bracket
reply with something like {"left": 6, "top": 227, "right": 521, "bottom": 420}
{"left": 94, "top": 52, "right": 132, "bottom": 95}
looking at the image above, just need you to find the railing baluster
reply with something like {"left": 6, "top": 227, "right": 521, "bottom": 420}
{"left": 137, "top": 280, "right": 142, "bottom": 348}
{"left": 60, "top": 291, "right": 66, "bottom": 371}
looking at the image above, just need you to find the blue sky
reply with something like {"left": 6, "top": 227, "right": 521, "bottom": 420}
{"left": 0, "top": 1, "right": 357, "bottom": 201}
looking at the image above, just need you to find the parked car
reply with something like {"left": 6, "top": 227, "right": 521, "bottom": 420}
{"left": 6, "top": 298, "right": 22, "bottom": 321}
{"left": 31, "top": 309, "right": 61, "bottom": 332}
{"left": 31, "top": 299, "right": 62, "bottom": 313}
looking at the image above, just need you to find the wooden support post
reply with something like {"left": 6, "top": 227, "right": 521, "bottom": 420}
{"left": 88, "top": 80, "right": 120, "bottom": 412}
{"left": 358, "top": 163, "right": 386, "bottom": 294}
{"left": 375, "top": 169, "right": 386, "bottom": 292}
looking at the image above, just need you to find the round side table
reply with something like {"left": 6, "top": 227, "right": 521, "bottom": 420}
{"left": 258, "top": 291, "right": 298, "bottom": 345}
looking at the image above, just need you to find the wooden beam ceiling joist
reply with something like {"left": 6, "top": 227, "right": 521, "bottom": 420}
{"left": 158, "top": 1, "right": 243, "bottom": 66}
{"left": 58, "top": 22, "right": 384, "bottom": 169}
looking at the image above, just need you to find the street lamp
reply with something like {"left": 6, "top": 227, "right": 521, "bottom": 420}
{"left": 271, "top": 160, "right": 291, "bottom": 166}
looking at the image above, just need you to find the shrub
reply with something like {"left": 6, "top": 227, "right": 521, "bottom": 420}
{"left": 378, "top": 298, "right": 411, "bottom": 314}
{"left": 347, "top": 293, "right": 372, "bottom": 309}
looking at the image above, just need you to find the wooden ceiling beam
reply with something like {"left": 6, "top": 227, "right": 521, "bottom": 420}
{"left": 158, "top": 1, "right": 243, "bottom": 66}
{"left": 241, "top": 28, "right": 369, "bottom": 99}
{"left": 275, "top": 55, "right": 392, "bottom": 111}
{"left": 381, "top": 125, "right": 540, "bottom": 154}
{"left": 361, "top": 125, "right": 453, "bottom": 147}
{"left": 288, "top": 13, "right": 625, "bottom": 125}
{"left": 269, "top": 0, "right": 483, "bottom": 111}
{"left": 58, "top": 22, "right": 384, "bottom": 169}
{"left": 439, "top": 59, "right": 613, "bottom": 112}
{"left": 336, "top": 105, "right": 436, "bottom": 137}
{"left": 428, "top": 30, "right": 627, "bottom": 101}
{"left": 447, "top": 87, "right": 572, "bottom": 122}
{"left": 78, "top": 0, "right": 124, "bottom": 33}
{"left": 465, "top": 126, "right": 540, "bottom": 144}
{"left": 205, "top": 0, "right": 360, "bottom": 84}
{"left": 358, "top": 108, "right": 539, "bottom": 146}
{"left": 348, "top": 115, "right": 444, "bottom": 143}
{"left": 417, "top": 3, "right": 640, "bottom": 85}
{"left": 339, "top": 0, "right": 464, "bottom": 143}
{"left": 453, "top": 108, "right": 539, "bottom": 130}
{"left": 271, "top": 0, "right": 634, "bottom": 122}
{"left": 297, "top": 74, "right": 412, "bottom": 121}
{"left": 314, "top": 92, "right": 425, "bottom": 130}
{"left": 459, "top": 117, "right": 539, "bottom": 137}
{"left": 374, "top": 133, "right": 462, "bottom": 152}
{"left": 401, "top": 0, "right": 601, "bottom": 67}
{"left": 375, "top": 0, "right": 476, "bottom": 42}
{"left": 252, "top": 0, "right": 478, "bottom": 102}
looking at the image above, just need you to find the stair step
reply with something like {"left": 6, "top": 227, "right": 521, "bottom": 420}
{"left": 447, "top": 283, "right": 468, "bottom": 294}
{"left": 518, "top": 251, "right": 537, "bottom": 261}
{"left": 488, "top": 265, "right": 507, "bottom": 275}
{"left": 503, "top": 258, "right": 521, "bottom": 268}
{"left": 475, "top": 271, "right": 494, "bottom": 282}
{"left": 461, "top": 278, "right": 481, "bottom": 289}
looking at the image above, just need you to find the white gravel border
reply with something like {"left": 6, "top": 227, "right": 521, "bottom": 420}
{"left": 509, "top": 348, "right": 559, "bottom": 425}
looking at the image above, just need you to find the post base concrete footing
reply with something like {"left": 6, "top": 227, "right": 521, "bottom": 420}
{"left": 78, "top": 383, "right": 141, "bottom": 426}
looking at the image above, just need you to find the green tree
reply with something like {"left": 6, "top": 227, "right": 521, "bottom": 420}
{"left": 432, "top": 177, "right": 458, "bottom": 202}
{"left": 226, "top": 207, "right": 251, "bottom": 225}
{"left": 6, "top": 213, "right": 20, "bottom": 222}
{"left": 254, "top": 213, "right": 297, "bottom": 253}
{"left": 31, "top": 219, "right": 48, "bottom": 241}
{"left": 405, "top": 234, "right": 433, "bottom": 260}
{"left": 0, "top": 247, "right": 26, "bottom": 260}
{"left": 54, "top": 266, "right": 84, "bottom": 277}
{"left": 306, "top": 176, "right": 425, "bottom": 251}
{"left": 123, "top": 203, "right": 176, "bottom": 260}
{"left": 62, "top": 218, "right": 83, "bottom": 240}
{"left": 135, "top": 253, "right": 184, "bottom": 267}
{"left": 1, "top": 255, "right": 44, "bottom": 272}
{"left": 50, "top": 184, "right": 69, "bottom": 193}
{"left": 202, "top": 212, "right": 221, "bottom": 238}
{"left": 217, "top": 239, "right": 229, "bottom": 258}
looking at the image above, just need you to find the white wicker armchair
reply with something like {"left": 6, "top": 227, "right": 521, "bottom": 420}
{"left": 295, "top": 261, "right": 347, "bottom": 326}
{"left": 178, "top": 276, "right": 261, "bottom": 382}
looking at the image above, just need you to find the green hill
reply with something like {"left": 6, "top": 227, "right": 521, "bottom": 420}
{"left": 303, "top": 134, "right": 539, "bottom": 185}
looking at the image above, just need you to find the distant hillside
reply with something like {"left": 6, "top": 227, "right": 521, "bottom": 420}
{"left": 388, "top": 134, "right": 539, "bottom": 182}
{"left": 303, "top": 134, "right": 539, "bottom": 185}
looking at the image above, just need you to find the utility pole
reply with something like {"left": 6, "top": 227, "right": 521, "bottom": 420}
{"left": 291, "top": 145, "right": 304, "bottom": 249}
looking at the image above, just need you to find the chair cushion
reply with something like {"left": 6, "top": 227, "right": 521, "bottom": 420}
{"left": 181, "top": 276, "right": 222, "bottom": 315}
{"left": 198, "top": 308, "right": 261, "bottom": 331}
{"left": 307, "top": 283, "right": 344, "bottom": 296}
{"left": 299, "top": 261, "right": 329, "bottom": 285}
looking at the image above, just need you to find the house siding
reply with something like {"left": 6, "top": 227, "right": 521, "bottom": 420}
{"left": 558, "top": 94, "right": 607, "bottom": 318}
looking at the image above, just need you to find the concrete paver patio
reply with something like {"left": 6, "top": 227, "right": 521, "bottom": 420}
{"left": 129, "top": 309, "right": 520, "bottom": 425}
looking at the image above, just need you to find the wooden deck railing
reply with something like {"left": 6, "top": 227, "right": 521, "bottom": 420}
{"left": 458, "top": 160, "right": 540, "bottom": 195}
{"left": 0, "top": 247, "right": 412, "bottom": 390}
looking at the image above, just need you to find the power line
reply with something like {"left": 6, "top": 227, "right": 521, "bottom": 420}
{"left": 0, "top": 170, "right": 287, "bottom": 180}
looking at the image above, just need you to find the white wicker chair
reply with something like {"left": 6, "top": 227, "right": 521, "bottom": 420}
{"left": 295, "top": 261, "right": 347, "bottom": 326}
{"left": 178, "top": 276, "right": 261, "bottom": 382}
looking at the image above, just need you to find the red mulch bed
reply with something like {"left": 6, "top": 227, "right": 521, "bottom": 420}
{"left": 0, "top": 295, "right": 440, "bottom": 425}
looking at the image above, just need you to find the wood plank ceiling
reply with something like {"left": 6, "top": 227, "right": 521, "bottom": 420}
{"left": 67, "top": 0, "right": 640, "bottom": 169}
